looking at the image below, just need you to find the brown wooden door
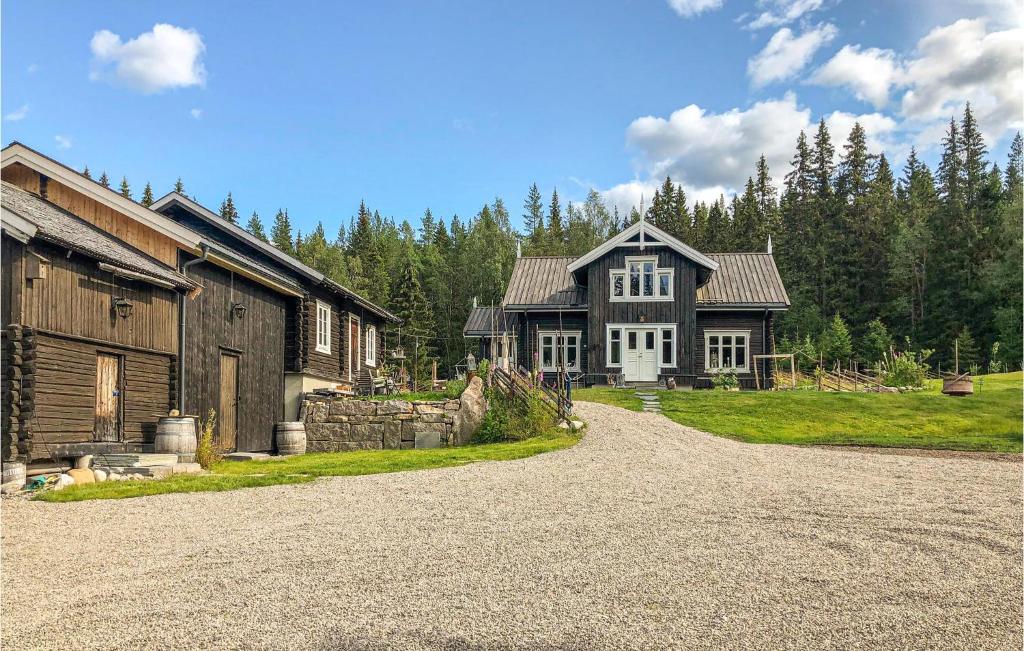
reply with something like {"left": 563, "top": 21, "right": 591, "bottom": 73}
{"left": 349, "top": 317, "right": 360, "bottom": 378}
{"left": 94, "top": 353, "right": 122, "bottom": 441}
{"left": 219, "top": 353, "right": 239, "bottom": 451}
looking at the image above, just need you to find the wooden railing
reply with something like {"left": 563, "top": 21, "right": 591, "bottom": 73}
{"left": 491, "top": 366, "right": 572, "bottom": 422}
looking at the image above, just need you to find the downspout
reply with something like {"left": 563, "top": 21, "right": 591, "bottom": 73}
{"left": 762, "top": 309, "right": 768, "bottom": 390}
{"left": 177, "top": 244, "right": 210, "bottom": 413}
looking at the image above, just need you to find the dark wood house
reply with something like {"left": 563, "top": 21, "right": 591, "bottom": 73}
{"left": 493, "top": 219, "right": 789, "bottom": 388}
{"left": 462, "top": 301, "right": 519, "bottom": 370}
{"left": 150, "top": 193, "right": 400, "bottom": 430}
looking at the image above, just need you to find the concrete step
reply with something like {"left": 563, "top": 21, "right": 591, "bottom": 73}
{"left": 92, "top": 453, "right": 180, "bottom": 468}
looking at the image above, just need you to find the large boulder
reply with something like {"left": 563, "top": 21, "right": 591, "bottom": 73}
{"left": 451, "top": 376, "right": 486, "bottom": 446}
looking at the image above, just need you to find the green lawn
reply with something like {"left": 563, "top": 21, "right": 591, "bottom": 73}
{"left": 573, "top": 387, "right": 644, "bottom": 412}
{"left": 36, "top": 432, "right": 579, "bottom": 503}
{"left": 579, "top": 372, "right": 1023, "bottom": 453}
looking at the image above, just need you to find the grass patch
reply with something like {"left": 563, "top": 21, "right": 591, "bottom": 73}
{"left": 581, "top": 372, "right": 1023, "bottom": 453}
{"left": 35, "top": 431, "right": 580, "bottom": 503}
{"left": 35, "top": 473, "right": 315, "bottom": 503}
{"left": 573, "top": 387, "right": 644, "bottom": 412}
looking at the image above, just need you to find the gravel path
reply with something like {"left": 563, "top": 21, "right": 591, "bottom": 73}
{"left": 2, "top": 402, "right": 1021, "bottom": 650}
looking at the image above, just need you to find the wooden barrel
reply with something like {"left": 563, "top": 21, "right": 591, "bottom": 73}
{"left": 942, "top": 376, "right": 974, "bottom": 396}
{"left": 276, "top": 422, "right": 306, "bottom": 456}
{"left": 154, "top": 417, "right": 198, "bottom": 456}
{"left": 1, "top": 462, "right": 26, "bottom": 486}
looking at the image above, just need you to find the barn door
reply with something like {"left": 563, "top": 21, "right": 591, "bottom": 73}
{"left": 219, "top": 353, "right": 239, "bottom": 451}
{"left": 94, "top": 353, "right": 122, "bottom": 442}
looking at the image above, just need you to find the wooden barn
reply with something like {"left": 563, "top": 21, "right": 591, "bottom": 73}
{"left": 1, "top": 148, "right": 203, "bottom": 463}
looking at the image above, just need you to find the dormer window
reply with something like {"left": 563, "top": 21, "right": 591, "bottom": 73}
{"left": 610, "top": 256, "right": 673, "bottom": 302}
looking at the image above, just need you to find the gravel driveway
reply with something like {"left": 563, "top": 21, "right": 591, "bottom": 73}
{"left": 2, "top": 402, "right": 1021, "bottom": 650}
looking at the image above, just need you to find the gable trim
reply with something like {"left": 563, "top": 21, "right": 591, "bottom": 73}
{"left": 1, "top": 143, "right": 202, "bottom": 249}
{"left": 566, "top": 220, "right": 718, "bottom": 274}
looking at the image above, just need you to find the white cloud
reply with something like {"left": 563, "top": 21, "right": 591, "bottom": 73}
{"left": 190, "top": 107, "right": 203, "bottom": 119}
{"left": 89, "top": 23, "right": 206, "bottom": 94}
{"left": 666, "top": 0, "right": 724, "bottom": 18}
{"left": 4, "top": 105, "right": 29, "bottom": 121}
{"left": 601, "top": 93, "right": 906, "bottom": 215}
{"left": 54, "top": 135, "right": 72, "bottom": 150}
{"left": 899, "top": 19, "right": 1022, "bottom": 139}
{"left": 26, "top": 63, "right": 38, "bottom": 74}
{"left": 810, "top": 45, "right": 902, "bottom": 108}
{"left": 746, "top": 0, "right": 824, "bottom": 30}
{"left": 747, "top": 24, "right": 837, "bottom": 87}
{"left": 809, "top": 18, "right": 1022, "bottom": 140}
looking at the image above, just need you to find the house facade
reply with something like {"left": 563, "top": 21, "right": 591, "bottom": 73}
{"left": 498, "top": 220, "right": 789, "bottom": 388}
{"left": 1, "top": 143, "right": 397, "bottom": 465}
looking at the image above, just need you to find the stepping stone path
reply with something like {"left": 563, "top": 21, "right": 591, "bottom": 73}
{"left": 635, "top": 392, "right": 662, "bottom": 414}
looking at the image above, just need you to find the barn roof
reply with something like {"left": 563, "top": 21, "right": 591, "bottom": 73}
{"left": 502, "top": 257, "right": 587, "bottom": 309}
{"left": 463, "top": 306, "right": 520, "bottom": 337}
{"left": 698, "top": 253, "right": 790, "bottom": 308}
{"left": 1, "top": 181, "right": 199, "bottom": 291}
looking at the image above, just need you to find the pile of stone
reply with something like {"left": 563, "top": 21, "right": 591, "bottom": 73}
{"left": 0, "top": 453, "right": 204, "bottom": 495}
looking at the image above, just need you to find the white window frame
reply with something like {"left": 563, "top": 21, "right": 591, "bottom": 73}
{"left": 315, "top": 300, "right": 332, "bottom": 354}
{"left": 704, "top": 329, "right": 750, "bottom": 373}
{"left": 365, "top": 325, "right": 377, "bottom": 367}
{"left": 537, "top": 330, "right": 582, "bottom": 372}
{"left": 606, "top": 324, "right": 677, "bottom": 369}
{"left": 609, "top": 256, "right": 674, "bottom": 302}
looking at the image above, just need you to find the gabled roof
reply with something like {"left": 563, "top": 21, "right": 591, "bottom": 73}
{"left": 502, "top": 256, "right": 587, "bottom": 310}
{"left": 698, "top": 253, "right": 790, "bottom": 308}
{"left": 567, "top": 220, "right": 719, "bottom": 275}
{"left": 152, "top": 191, "right": 399, "bottom": 322}
{"left": 1, "top": 181, "right": 198, "bottom": 291}
{"left": 463, "top": 306, "right": 520, "bottom": 337}
{"left": 1, "top": 142, "right": 202, "bottom": 250}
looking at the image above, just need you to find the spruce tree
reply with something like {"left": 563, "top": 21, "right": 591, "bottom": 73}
{"left": 173, "top": 177, "right": 185, "bottom": 194}
{"left": 219, "top": 192, "right": 239, "bottom": 224}
{"left": 271, "top": 209, "right": 294, "bottom": 255}
{"left": 523, "top": 183, "right": 546, "bottom": 253}
{"left": 119, "top": 176, "right": 132, "bottom": 199}
{"left": 98, "top": 171, "right": 110, "bottom": 188}
{"left": 246, "top": 211, "right": 268, "bottom": 241}
{"left": 1004, "top": 132, "right": 1022, "bottom": 198}
{"left": 547, "top": 188, "right": 564, "bottom": 254}
{"left": 141, "top": 182, "right": 154, "bottom": 207}
{"left": 420, "top": 208, "right": 435, "bottom": 245}
{"left": 391, "top": 238, "right": 434, "bottom": 389}
{"left": 82, "top": 166, "right": 92, "bottom": 180}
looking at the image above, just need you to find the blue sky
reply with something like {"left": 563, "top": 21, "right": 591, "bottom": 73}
{"left": 2, "top": 1, "right": 1021, "bottom": 235}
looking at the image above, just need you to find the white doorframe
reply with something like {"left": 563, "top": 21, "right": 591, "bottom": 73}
{"left": 622, "top": 327, "right": 658, "bottom": 382}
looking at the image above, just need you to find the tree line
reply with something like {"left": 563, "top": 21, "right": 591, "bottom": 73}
{"left": 89, "top": 104, "right": 1022, "bottom": 379}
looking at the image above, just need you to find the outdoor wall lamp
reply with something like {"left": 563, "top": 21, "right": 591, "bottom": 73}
{"left": 112, "top": 296, "right": 134, "bottom": 319}
{"left": 231, "top": 302, "right": 247, "bottom": 320}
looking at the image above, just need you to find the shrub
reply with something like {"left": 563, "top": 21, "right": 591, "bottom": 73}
{"left": 444, "top": 378, "right": 467, "bottom": 398}
{"left": 989, "top": 343, "right": 1005, "bottom": 374}
{"left": 711, "top": 370, "right": 739, "bottom": 390}
{"left": 819, "top": 314, "right": 853, "bottom": 364}
{"left": 195, "top": 409, "right": 222, "bottom": 470}
{"left": 474, "top": 389, "right": 557, "bottom": 443}
{"left": 859, "top": 318, "right": 892, "bottom": 365}
{"left": 879, "top": 350, "right": 931, "bottom": 388}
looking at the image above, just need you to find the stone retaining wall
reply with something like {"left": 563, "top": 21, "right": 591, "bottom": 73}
{"left": 299, "top": 397, "right": 461, "bottom": 451}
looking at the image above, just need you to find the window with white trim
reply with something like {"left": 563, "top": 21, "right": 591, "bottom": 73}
{"left": 365, "top": 326, "right": 377, "bottom": 366}
{"left": 608, "top": 328, "right": 622, "bottom": 366}
{"left": 315, "top": 300, "right": 331, "bottom": 354}
{"left": 705, "top": 330, "right": 749, "bottom": 372}
{"left": 661, "top": 329, "right": 673, "bottom": 366}
{"left": 610, "top": 257, "right": 673, "bottom": 302}
{"left": 538, "top": 331, "right": 581, "bottom": 372}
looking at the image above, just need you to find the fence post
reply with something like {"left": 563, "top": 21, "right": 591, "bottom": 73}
{"left": 564, "top": 373, "right": 572, "bottom": 416}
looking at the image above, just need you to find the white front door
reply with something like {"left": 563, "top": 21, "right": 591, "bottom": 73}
{"left": 624, "top": 328, "right": 658, "bottom": 382}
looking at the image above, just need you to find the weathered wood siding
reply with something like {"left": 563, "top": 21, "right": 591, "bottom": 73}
{"left": 20, "top": 240, "right": 178, "bottom": 353}
{"left": 181, "top": 254, "right": 286, "bottom": 452}
{"left": 695, "top": 311, "right": 772, "bottom": 389}
{"left": 585, "top": 249, "right": 698, "bottom": 377}
{"left": 301, "top": 289, "right": 344, "bottom": 380}
{"left": 2, "top": 163, "right": 181, "bottom": 267}
{"left": 29, "top": 333, "right": 173, "bottom": 460}
{"left": 1, "top": 235, "right": 23, "bottom": 326}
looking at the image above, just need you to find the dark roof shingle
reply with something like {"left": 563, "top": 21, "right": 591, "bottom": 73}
{"left": 1, "top": 181, "right": 198, "bottom": 290}
{"left": 698, "top": 253, "right": 789, "bottom": 307}
{"left": 463, "top": 306, "right": 520, "bottom": 336}
{"left": 502, "top": 257, "right": 586, "bottom": 308}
